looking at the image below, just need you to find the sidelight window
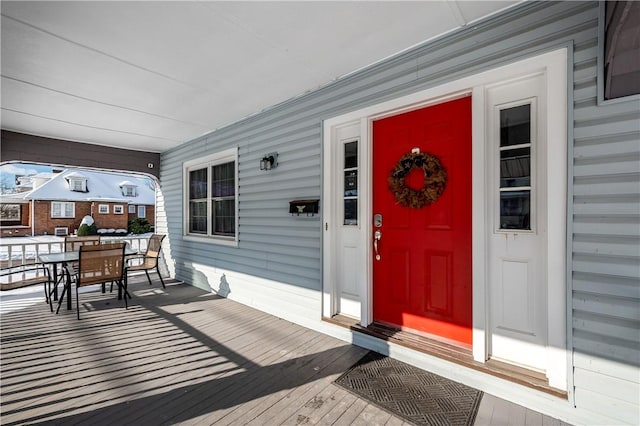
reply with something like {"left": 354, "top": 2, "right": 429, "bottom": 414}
{"left": 343, "top": 140, "right": 358, "bottom": 225}
{"left": 498, "top": 103, "right": 533, "bottom": 231}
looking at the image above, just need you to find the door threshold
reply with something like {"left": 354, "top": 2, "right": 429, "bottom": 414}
{"left": 324, "top": 314, "right": 567, "bottom": 400}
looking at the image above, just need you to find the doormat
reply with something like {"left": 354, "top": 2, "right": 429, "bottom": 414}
{"left": 335, "top": 351, "right": 483, "bottom": 426}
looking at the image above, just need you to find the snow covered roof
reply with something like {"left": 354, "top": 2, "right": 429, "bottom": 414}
{"left": 65, "top": 171, "right": 88, "bottom": 179}
{"left": 18, "top": 168, "right": 155, "bottom": 205}
{"left": 0, "top": 192, "right": 30, "bottom": 203}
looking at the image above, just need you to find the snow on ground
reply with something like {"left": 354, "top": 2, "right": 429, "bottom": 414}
{"left": 0, "top": 235, "right": 65, "bottom": 262}
{"left": 0, "top": 233, "right": 152, "bottom": 262}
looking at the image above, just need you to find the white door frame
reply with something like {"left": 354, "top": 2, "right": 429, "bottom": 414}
{"left": 322, "top": 48, "right": 567, "bottom": 390}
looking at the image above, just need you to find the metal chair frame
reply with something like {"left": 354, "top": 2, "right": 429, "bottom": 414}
{"left": 126, "top": 234, "right": 166, "bottom": 288}
{"left": 0, "top": 264, "right": 52, "bottom": 309}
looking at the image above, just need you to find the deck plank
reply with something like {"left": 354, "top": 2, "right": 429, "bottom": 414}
{"left": 281, "top": 384, "right": 346, "bottom": 425}
{"left": 315, "top": 388, "right": 361, "bottom": 425}
{"left": 0, "top": 277, "right": 570, "bottom": 426}
{"left": 350, "top": 403, "right": 393, "bottom": 426}
{"left": 244, "top": 346, "right": 367, "bottom": 425}
{"left": 208, "top": 335, "right": 354, "bottom": 425}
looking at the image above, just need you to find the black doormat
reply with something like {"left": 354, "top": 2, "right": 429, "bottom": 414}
{"left": 335, "top": 351, "right": 483, "bottom": 426}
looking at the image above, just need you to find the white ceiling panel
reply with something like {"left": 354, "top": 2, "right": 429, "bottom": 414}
{"left": 1, "top": 1, "right": 518, "bottom": 153}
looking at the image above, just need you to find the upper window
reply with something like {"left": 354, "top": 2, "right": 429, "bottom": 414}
{"left": 114, "top": 205, "right": 124, "bottom": 214}
{"left": 138, "top": 205, "right": 146, "bottom": 218}
{"left": 184, "top": 148, "right": 238, "bottom": 244}
{"left": 51, "top": 202, "right": 74, "bottom": 218}
{"left": 122, "top": 185, "right": 136, "bottom": 197}
{"left": 601, "top": 1, "right": 640, "bottom": 101}
{"left": 68, "top": 177, "right": 87, "bottom": 192}
{"left": 129, "top": 205, "right": 136, "bottom": 214}
{"left": 98, "top": 204, "right": 109, "bottom": 214}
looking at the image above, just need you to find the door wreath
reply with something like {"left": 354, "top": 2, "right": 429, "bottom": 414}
{"left": 387, "top": 151, "right": 447, "bottom": 208}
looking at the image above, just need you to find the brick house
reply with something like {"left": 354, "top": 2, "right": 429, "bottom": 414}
{"left": 0, "top": 168, "right": 155, "bottom": 237}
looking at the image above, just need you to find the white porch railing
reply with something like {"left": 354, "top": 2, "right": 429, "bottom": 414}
{"left": 0, "top": 234, "right": 152, "bottom": 268}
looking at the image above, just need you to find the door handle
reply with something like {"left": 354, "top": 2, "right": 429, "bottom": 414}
{"left": 374, "top": 230, "right": 382, "bottom": 261}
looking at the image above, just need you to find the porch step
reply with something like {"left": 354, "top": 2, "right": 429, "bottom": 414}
{"left": 325, "top": 314, "right": 567, "bottom": 400}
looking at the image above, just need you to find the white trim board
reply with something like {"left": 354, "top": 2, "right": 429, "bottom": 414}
{"left": 322, "top": 48, "right": 568, "bottom": 392}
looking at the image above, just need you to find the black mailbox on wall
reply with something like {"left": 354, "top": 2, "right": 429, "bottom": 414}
{"left": 289, "top": 199, "right": 319, "bottom": 216}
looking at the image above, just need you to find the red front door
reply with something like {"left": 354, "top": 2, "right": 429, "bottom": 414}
{"left": 372, "top": 96, "right": 472, "bottom": 346}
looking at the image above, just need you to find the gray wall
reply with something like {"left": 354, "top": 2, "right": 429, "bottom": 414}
{"left": 161, "top": 1, "right": 638, "bottom": 423}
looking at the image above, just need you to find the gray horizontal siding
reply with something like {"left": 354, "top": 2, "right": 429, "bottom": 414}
{"left": 160, "top": 1, "right": 639, "bottom": 423}
{"left": 570, "top": 2, "right": 640, "bottom": 424}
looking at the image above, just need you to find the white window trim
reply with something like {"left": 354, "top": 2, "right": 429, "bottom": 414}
{"left": 128, "top": 205, "right": 136, "bottom": 213}
{"left": 137, "top": 205, "right": 146, "bottom": 218}
{"left": 69, "top": 178, "right": 87, "bottom": 192}
{"left": 98, "top": 204, "right": 109, "bottom": 214}
{"left": 183, "top": 147, "right": 239, "bottom": 246}
{"left": 114, "top": 205, "right": 124, "bottom": 214}
{"left": 122, "top": 185, "right": 137, "bottom": 197}
{"left": 51, "top": 201, "right": 75, "bottom": 218}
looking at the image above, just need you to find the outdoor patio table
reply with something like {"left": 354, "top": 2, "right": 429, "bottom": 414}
{"left": 38, "top": 247, "right": 137, "bottom": 311}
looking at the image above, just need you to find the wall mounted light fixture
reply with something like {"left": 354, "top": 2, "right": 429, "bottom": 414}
{"left": 260, "top": 152, "right": 278, "bottom": 171}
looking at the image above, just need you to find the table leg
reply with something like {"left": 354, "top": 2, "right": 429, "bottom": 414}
{"left": 65, "top": 264, "right": 72, "bottom": 311}
{"left": 52, "top": 264, "right": 59, "bottom": 301}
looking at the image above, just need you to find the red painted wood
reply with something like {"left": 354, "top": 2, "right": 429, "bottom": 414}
{"left": 372, "top": 96, "right": 472, "bottom": 346}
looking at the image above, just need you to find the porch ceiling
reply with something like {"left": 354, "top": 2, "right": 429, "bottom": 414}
{"left": 1, "top": 1, "right": 517, "bottom": 154}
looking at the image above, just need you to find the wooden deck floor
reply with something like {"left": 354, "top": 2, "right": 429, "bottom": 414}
{"left": 0, "top": 278, "right": 570, "bottom": 425}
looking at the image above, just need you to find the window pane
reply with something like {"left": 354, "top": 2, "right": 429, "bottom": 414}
{"left": 52, "top": 203, "right": 61, "bottom": 217}
{"left": 500, "top": 147, "right": 530, "bottom": 187}
{"left": 189, "top": 201, "right": 207, "bottom": 234}
{"left": 0, "top": 205, "right": 20, "bottom": 220}
{"left": 344, "top": 141, "right": 358, "bottom": 169}
{"left": 190, "top": 168, "right": 208, "bottom": 200}
{"left": 344, "top": 199, "right": 357, "bottom": 225}
{"left": 212, "top": 162, "right": 235, "bottom": 197}
{"left": 500, "top": 105, "right": 530, "bottom": 147}
{"left": 500, "top": 190, "right": 530, "bottom": 230}
{"left": 604, "top": 1, "right": 640, "bottom": 99}
{"left": 344, "top": 170, "right": 358, "bottom": 196}
{"left": 138, "top": 206, "right": 146, "bottom": 218}
{"left": 213, "top": 199, "right": 235, "bottom": 236}
{"left": 64, "top": 203, "right": 74, "bottom": 217}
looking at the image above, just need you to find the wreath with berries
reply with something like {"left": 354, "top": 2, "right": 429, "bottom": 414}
{"left": 387, "top": 151, "right": 447, "bottom": 208}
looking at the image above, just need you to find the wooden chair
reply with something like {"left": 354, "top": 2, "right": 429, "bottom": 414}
{"left": 64, "top": 235, "right": 101, "bottom": 252}
{"left": 0, "top": 264, "right": 52, "bottom": 310}
{"left": 61, "top": 242, "right": 129, "bottom": 320}
{"left": 126, "top": 234, "right": 166, "bottom": 288}
{"left": 63, "top": 235, "right": 103, "bottom": 292}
